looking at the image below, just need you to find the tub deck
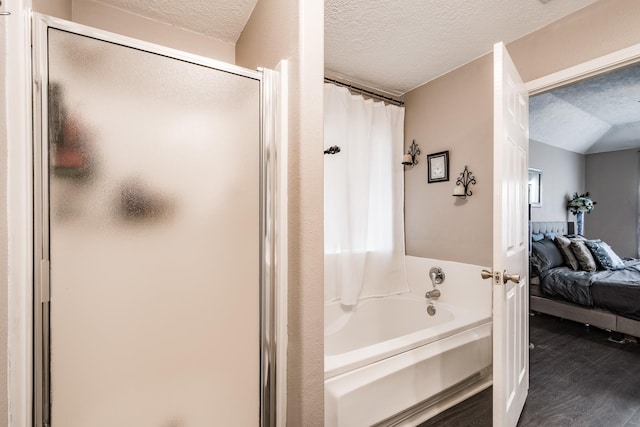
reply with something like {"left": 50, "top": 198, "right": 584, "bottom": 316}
{"left": 324, "top": 294, "right": 492, "bottom": 427}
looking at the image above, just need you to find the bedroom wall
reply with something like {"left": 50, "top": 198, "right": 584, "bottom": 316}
{"left": 529, "top": 140, "right": 585, "bottom": 225}
{"left": 404, "top": 0, "right": 640, "bottom": 266}
{"left": 585, "top": 149, "right": 639, "bottom": 258}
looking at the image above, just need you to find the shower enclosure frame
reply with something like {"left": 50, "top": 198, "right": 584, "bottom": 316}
{"left": 30, "top": 13, "right": 284, "bottom": 427}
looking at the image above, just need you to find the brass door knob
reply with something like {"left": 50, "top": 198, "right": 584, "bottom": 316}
{"left": 503, "top": 272, "right": 521, "bottom": 284}
{"left": 480, "top": 269, "right": 494, "bottom": 280}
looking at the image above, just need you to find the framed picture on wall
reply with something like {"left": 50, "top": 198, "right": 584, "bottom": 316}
{"left": 427, "top": 151, "right": 449, "bottom": 183}
{"left": 528, "top": 168, "right": 542, "bottom": 207}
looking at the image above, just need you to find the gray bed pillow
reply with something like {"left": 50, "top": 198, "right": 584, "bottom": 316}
{"left": 530, "top": 252, "right": 543, "bottom": 277}
{"left": 555, "top": 235, "right": 580, "bottom": 270}
{"left": 584, "top": 240, "right": 625, "bottom": 270}
{"left": 531, "top": 238, "right": 565, "bottom": 273}
{"left": 570, "top": 240, "right": 597, "bottom": 272}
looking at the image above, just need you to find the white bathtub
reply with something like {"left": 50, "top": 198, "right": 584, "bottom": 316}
{"left": 324, "top": 293, "right": 492, "bottom": 427}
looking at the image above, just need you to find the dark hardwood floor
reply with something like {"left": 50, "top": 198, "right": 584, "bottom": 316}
{"left": 418, "top": 313, "right": 640, "bottom": 427}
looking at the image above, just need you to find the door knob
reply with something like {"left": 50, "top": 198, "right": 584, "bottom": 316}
{"left": 503, "top": 271, "right": 521, "bottom": 284}
{"left": 481, "top": 269, "right": 500, "bottom": 284}
{"left": 480, "top": 269, "right": 494, "bottom": 280}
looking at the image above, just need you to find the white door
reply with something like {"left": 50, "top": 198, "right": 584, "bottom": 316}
{"left": 492, "top": 42, "right": 529, "bottom": 427}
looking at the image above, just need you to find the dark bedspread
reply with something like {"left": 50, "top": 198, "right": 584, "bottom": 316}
{"left": 539, "top": 259, "right": 640, "bottom": 320}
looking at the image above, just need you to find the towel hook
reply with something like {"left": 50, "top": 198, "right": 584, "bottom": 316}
{"left": 324, "top": 145, "right": 341, "bottom": 155}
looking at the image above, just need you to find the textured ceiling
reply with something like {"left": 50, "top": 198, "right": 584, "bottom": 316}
{"left": 92, "top": 0, "right": 598, "bottom": 96}
{"left": 325, "top": 0, "right": 598, "bottom": 95}
{"left": 530, "top": 64, "right": 640, "bottom": 154}
{"left": 94, "top": 0, "right": 258, "bottom": 43}
{"left": 91, "top": 0, "right": 632, "bottom": 156}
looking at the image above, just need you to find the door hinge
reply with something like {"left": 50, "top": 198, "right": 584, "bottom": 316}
{"left": 40, "top": 259, "right": 50, "bottom": 303}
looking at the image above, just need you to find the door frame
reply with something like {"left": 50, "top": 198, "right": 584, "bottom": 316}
{"left": 6, "top": 8, "right": 287, "bottom": 427}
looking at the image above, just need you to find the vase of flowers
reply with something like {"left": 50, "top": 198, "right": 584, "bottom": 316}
{"left": 568, "top": 192, "right": 596, "bottom": 235}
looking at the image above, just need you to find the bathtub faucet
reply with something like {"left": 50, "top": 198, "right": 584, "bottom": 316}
{"left": 429, "top": 266, "right": 445, "bottom": 286}
{"left": 426, "top": 266, "right": 444, "bottom": 300}
{"left": 425, "top": 288, "right": 441, "bottom": 300}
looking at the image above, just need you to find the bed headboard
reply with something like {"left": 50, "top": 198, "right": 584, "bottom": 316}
{"left": 530, "top": 221, "right": 569, "bottom": 236}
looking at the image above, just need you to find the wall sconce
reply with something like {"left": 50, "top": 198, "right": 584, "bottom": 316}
{"left": 453, "top": 166, "right": 476, "bottom": 198}
{"left": 402, "top": 140, "right": 421, "bottom": 168}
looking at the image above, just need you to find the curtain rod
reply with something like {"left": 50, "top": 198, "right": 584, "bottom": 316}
{"left": 324, "top": 77, "right": 405, "bottom": 107}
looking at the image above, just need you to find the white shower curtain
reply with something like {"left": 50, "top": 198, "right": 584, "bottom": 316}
{"left": 324, "top": 83, "right": 408, "bottom": 305}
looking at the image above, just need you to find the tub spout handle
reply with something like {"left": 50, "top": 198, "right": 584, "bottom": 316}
{"left": 429, "top": 267, "right": 445, "bottom": 285}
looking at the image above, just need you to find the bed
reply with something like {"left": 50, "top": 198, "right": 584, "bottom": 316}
{"left": 529, "top": 221, "right": 640, "bottom": 339}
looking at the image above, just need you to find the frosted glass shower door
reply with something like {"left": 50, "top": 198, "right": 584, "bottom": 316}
{"left": 43, "top": 26, "right": 261, "bottom": 426}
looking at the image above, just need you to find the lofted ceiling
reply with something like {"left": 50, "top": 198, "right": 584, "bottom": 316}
{"left": 530, "top": 63, "right": 640, "bottom": 155}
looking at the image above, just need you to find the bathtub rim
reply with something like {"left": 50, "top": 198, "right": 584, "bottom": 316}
{"left": 324, "top": 293, "right": 455, "bottom": 354}
{"left": 324, "top": 297, "right": 491, "bottom": 379}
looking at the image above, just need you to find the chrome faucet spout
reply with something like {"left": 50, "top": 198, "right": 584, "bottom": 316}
{"left": 425, "top": 289, "right": 441, "bottom": 300}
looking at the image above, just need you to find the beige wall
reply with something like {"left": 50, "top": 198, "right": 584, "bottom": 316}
{"left": 32, "top": 1, "right": 235, "bottom": 63}
{"left": 33, "top": 0, "right": 71, "bottom": 19}
{"left": 509, "top": 0, "right": 640, "bottom": 83}
{"left": 404, "top": 54, "right": 494, "bottom": 266}
{"left": 34, "top": 0, "right": 235, "bottom": 63}
{"left": 529, "top": 140, "right": 584, "bottom": 224}
{"left": 405, "top": 0, "right": 640, "bottom": 265}
{"left": 71, "top": 1, "right": 235, "bottom": 63}
{"left": 0, "top": 11, "right": 10, "bottom": 426}
{"left": 236, "top": 0, "right": 325, "bottom": 425}
{"left": 586, "top": 149, "right": 639, "bottom": 257}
